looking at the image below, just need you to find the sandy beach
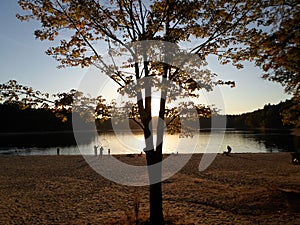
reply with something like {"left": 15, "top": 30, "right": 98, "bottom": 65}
{"left": 0, "top": 153, "right": 300, "bottom": 224}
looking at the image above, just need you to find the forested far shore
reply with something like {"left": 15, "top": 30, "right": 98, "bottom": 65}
{"left": 226, "top": 98, "right": 299, "bottom": 130}
{"left": 0, "top": 98, "right": 298, "bottom": 133}
{"left": 0, "top": 102, "right": 92, "bottom": 133}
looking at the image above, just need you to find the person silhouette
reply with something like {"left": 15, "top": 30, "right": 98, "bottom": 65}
{"left": 223, "top": 145, "right": 232, "bottom": 156}
{"left": 100, "top": 146, "right": 104, "bottom": 157}
{"left": 94, "top": 145, "right": 98, "bottom": 156}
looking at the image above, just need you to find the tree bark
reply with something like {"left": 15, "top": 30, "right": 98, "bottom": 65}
{"left": 146, "top": 150, "right": 164, "bottom": 225}
{"left": 149, "top": 180, "right": 164, "bottom": 224}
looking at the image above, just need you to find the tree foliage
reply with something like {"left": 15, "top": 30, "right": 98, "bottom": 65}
{"left": 248, "top": 1, "right": 300, "bottom": 95}
{"left": 17, "top": 0, "right": 282, "bottom": 69}
{"left": 0, "top": 79, "right": 51, "bottom": 109}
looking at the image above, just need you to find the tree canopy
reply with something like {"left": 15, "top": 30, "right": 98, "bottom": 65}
{"left": 17, "top": 0, "right": 282, "bottom": 69}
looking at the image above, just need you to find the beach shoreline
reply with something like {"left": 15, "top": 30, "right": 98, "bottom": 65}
{"left": 1, "top": 153, "right": 300, "bottom": 224}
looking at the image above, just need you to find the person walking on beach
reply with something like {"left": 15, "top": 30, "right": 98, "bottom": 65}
{"left": 94, "top": 145, "right": 99, "bottom": 156}
{"left": 100, "top": 146, "right": 104, "bottom": 157}
{"left": 108, "top": 148, "right": 111, "bottom": 156}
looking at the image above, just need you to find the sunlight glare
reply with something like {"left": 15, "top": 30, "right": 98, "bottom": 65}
{"left": 151, "top": 98, "right": 161, "bottom": 117}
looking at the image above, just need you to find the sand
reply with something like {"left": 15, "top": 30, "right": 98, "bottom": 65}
{"left": 0, "top": 153, "right": 300, "bottom": 224}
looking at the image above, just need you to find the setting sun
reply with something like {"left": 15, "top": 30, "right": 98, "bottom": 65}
{"left": 151, "top": 97, "right": 161, "bottom": 117}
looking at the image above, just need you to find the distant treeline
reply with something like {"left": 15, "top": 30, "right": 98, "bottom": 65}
{"left": 0, "top": 102, "right": 92, "bottom": 133}
{"left": 96, "top": 98, "right": 298, "bottom": 131}
{"left": 226, "top": 98, "right": 297, "bottom": 130}
{"left": 0, "top": 103, "right": 69, "bottom": 132}
{"left": 0, "top": 102, "right": 95, "bottom": 147}
{"left": 0, "top": 98, "right": 298, "bottom": 133}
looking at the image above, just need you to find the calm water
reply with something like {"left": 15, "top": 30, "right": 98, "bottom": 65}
{"left": 0, "top": 130, "right": 299, "bottom": 155}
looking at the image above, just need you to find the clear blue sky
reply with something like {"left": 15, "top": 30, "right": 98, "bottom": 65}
{"left": 0, "top": 1, "right": 291, "bottom": 115}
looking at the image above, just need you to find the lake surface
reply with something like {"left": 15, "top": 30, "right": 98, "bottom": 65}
{"left": 0, "top": 130, "right": 299, "bottom": 155}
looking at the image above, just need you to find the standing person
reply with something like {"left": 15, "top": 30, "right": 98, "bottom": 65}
{"left": 108, "top": 148, "right": 111, "bottom": 156}
{"left": 100, "top": 146, "right": 104, "bottom": 157}
{"left": 57, "top": 148, "right": 60, "bottom": 156}
{"left": 94, "top": 145, "right": 98, "bottom": 156}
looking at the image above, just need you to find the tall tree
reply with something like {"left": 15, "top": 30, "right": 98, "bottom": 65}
{"left": 17, "top": 0, "right": 278, "bottom": 223}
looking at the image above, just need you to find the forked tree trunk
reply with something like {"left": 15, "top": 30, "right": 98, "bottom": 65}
{"left": 142, "top": 106, "right": 165, "bottom": 224}
{"left": 141, "top": 68, "right": 167, "bottom": 224}
{"left": 146, "top": 72, "right": 167, "bottom": 224}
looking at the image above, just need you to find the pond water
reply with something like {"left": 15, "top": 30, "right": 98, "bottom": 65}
{"left": 0, "top": 130, "right": 299, "bottom": 155}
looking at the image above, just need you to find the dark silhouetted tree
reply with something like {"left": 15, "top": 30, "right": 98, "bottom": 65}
{"left": 16, "top": 0, "right": 284, "bottom": 223}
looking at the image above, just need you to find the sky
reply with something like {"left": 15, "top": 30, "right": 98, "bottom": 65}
{"left": 0, "top": 1, "right": 292, "bottom": 115}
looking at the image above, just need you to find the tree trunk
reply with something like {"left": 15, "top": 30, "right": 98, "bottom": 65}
{"left": 149, "top": 180, "right": 164, "bottom": 224}
{"left": 146, "top": 71, "right": 167, "bottom": 224}
{"left": 146, "top": 150, "right": 164, "bottom": 225}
